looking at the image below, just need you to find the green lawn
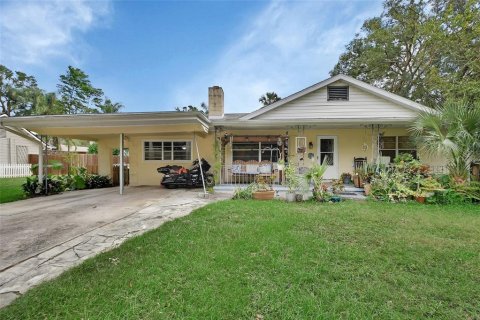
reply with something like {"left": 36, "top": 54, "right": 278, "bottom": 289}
{"left": 1, "top": 201, "right": 479, "bottom": 319}
{"left": 0, "top": 177, "right": 26, "bottom": 204}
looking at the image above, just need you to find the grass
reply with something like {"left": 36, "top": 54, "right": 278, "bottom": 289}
{"left": 1, "top": 200, "right": 479, "bottom": 319}
{"left": 0, "top": 177, "right": 26, "bottom": 204}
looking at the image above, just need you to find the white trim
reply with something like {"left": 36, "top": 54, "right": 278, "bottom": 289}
{"left": 0, "top": 112, "right": 210, "bottom": 131}
{"left": 142, "top": 139, "right": 193, "bottom": 162}
{"left": 240, "top": 74, "right": 430, "bottom": 120}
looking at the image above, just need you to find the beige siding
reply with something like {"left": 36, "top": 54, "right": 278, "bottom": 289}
{"left": 97, "top": 131, "right": 214, "bottom": 186}
{"left": 255, "top": 80, "right": 417, "bottom": 120}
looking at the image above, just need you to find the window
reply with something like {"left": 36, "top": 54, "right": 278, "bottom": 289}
{"left": 16, "top": 145, "right": 28, "bottom": 164}
{"left": 144, "top": 141, "right": 191, "bottom": 161}
{"left": 379, "top": 136, "right": 417, "bottom": 163}
{"left": 327, "top": 86, "right": 349, "bottom": 101}
{"left": 232, "top": 142, "right": 280, "bottom": 162}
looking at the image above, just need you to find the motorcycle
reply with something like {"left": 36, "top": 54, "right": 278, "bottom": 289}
{"left": 157, "top": 158, "right": 215, "bottom": 188}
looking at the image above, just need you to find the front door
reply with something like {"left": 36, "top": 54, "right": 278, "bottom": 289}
{"left": 317, "top": 136, "right": 338, "bottom": 179}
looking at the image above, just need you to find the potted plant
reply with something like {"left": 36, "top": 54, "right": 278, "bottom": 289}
{"left": 304, "top": 158, "right": 330, "bottom": 202}
{"left": 362, "top": 163, "right": 376, "bottom": 196}
{"left": 413, "top": 190, "right": 427, "bottom": 203}
{"left": 340, "top": 172, "right": 352, "bottom": 184}
{"left": 252, "top": 176, "right": 275, "bottom": 200}
{"left": 331, "top": 179, "right": 345, "bottom": 194}
{"left": 283, "top": 162, "right": 299, "bottom": 202}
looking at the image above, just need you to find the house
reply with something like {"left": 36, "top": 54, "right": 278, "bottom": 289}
{"left": 0, "top": 75, "right": 446, "bottom": 192}
{"left": 0, "top": 124, "right": 41, "bottom": 164}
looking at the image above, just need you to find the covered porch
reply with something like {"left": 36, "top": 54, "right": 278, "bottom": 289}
{"left": 213, "top": 121, "right": 424, "bottom": 186}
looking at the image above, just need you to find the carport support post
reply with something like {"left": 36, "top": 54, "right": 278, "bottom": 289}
{"left": 119, "top": 133, "right": 124, "bottom": 195}
{"left": 38, "top": 137, "right": 44, "bottom": 183}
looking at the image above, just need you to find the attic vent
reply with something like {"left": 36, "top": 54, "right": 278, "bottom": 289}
{"left": 327, "top": 86, "right": 349, "bottom": 101}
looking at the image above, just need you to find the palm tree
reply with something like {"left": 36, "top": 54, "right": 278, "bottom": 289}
{"left": 175, "top": 102, "right": 208, "bottom": 115}
{"left": 99, "top": 98, "right": 123, "bottom": 113}
{"left": 409, "top": 100, "right": 480, "bottom": 182}
{"left": 259, "top": 92, "right": 281, "bottom": 107}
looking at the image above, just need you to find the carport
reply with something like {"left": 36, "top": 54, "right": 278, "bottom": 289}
{"left": 0, "top": 112, "right": 211, "bottom": 194}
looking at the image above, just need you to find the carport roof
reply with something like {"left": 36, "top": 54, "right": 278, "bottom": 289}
{"left": 0, "top": 111, "right": 210, "bottom": 138}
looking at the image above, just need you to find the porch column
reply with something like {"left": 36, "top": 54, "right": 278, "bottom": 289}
{"left": 119, "top": 133, "right": 124, "bottom": 195}
{"left": 38, "top": 137, "right": 43, "bottom": 183}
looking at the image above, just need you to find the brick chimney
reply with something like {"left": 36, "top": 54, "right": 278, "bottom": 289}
{"left": 208, "top": 86, "right": 224, "bottom": 119}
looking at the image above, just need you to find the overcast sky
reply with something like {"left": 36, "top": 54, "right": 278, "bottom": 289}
{"left": 0, "top": 0, "right": 384, "bottom": 113}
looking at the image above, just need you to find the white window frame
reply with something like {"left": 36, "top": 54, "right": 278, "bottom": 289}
{"left": 143, "top": 140, "right": 192, "bottom": 162}
{"left": 380, "top": 136, "right": 417, "bottom": 159}
{"left": 232, "top": 142, "right": 280, "bottom": 162}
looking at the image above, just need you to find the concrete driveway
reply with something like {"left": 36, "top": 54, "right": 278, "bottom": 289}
{"left": 0, "top": 186, "right": 226, "bottom": 307}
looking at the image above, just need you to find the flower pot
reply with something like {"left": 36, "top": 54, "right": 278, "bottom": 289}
{"left": 353, "top": 175, "right": 363, "bottom": 188}
{"left": 343, "top": 177, "right": 352, "bottom": 185}
{"left": 295, "top": 193, "right": 303, "bottom": 202}
{"left": 363, "top": 183, "right": 371, "bottom": 196}
{"left": 253, "top": 190, "right": 275, "bottom": 200}
{"left": 286, "top": 192, "right": 296, "bottom": 202}
{"left": 415, "top": 196, "right": 426, "bottom": 204}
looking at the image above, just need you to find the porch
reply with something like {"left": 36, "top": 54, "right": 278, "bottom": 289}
{"left": 214, "top": 125, "right": 448, "bottom": 186}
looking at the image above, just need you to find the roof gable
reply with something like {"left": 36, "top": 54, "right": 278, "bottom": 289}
{"left": 241, "top": 74, "right": 428, "bottom": 120}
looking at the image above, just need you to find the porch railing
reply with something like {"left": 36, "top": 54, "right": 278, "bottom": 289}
{"left": 219, "top": 164, "right": 283, "bottom": 186}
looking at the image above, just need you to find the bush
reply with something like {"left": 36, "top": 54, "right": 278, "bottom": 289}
{"left": 86, "top": 175, "right": 112, "bottom": 189}
{"left": 233, "top": 184, "right": 255, "bottom": 199}
{"left": 427, "top": 190, "right": 470, "bottom": 205}
{"left": 22, "top": 176, "right": 66, "bottom": 196}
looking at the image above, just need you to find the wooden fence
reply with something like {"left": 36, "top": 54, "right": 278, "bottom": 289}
{"left": 0, "top": 164, "right": 32, "bottom": 178}
{"left": 112, "top": 165, "right": 130, "bottom": 186}
{"left": 28, "top": 152, "right": 98, "bottom": 175}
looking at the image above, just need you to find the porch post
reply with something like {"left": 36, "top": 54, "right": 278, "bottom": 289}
{"left": 194, "top": 133, "right": 207, "bottom": 196}
{"left": 119, "top": 133, "right": 124, "bottom": 195}
{"left": 38, "top": 136, "right": 44, "bottom": 183}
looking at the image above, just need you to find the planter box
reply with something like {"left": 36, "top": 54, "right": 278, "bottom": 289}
{"left": 286, "top": 192, "right": 296, "bottom": 202}
{"left": 253, "top": 190, "right": 275, "bottom": 200}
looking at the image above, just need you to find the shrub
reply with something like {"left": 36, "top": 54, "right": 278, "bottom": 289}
{"left": 233, "top": 184, "right": 255, "bottom": 200}
{"left": 23, "top": 176, "right": 66, "bottom": 196}
{"left": 427, "top": 190, "right": 470, "bottom": 205}
{"left": 86, "top": 175, "right": 112, "bottom": 189}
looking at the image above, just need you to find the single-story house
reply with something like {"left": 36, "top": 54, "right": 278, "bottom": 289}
{"left": 0, "top": 74, "right": 447, "bottom": 193}
{"left": 0, "top": 120, "right": 42, "bottom": 164}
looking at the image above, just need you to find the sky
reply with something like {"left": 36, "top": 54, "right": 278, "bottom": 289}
{"left": 0, "top": 0, "right": 384, "bottom": 114}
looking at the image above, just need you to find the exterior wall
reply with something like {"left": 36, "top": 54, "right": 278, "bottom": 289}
{"left": 0, "top": 128, "right": 39, "bottom": 164}
{"left": 254, "top": 80, "right": 418, "bottom": 120}
{"left": 97, "top": 132, "right": 215, "bottom": 186}
{"left": 223, "top": 127, "right": 447, "bottom": 179}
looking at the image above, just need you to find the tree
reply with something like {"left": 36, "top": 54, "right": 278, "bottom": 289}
{"left": 259, "top": 92, "right": 281, "bottom": 107}
{"left": 97, "top": 98, "right": 123, "bottom": 113}
{"left": 0, "top": 64, "right": 39, "bottom": 116}
{"left": 410, "top": 100, "right": 480, "bottom": 182}
{"left": 175, "top": 102, "right": 208, "bottom": 115}
{"left": 57, "top": 66, "right": 104, "bottom": 114}
{"left": 331, "top": 0, "right": 480, "bottom": 107}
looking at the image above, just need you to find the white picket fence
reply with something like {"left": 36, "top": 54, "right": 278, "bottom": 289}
{"left": 0, "top": 164, "right": 32, "bottom": 178}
